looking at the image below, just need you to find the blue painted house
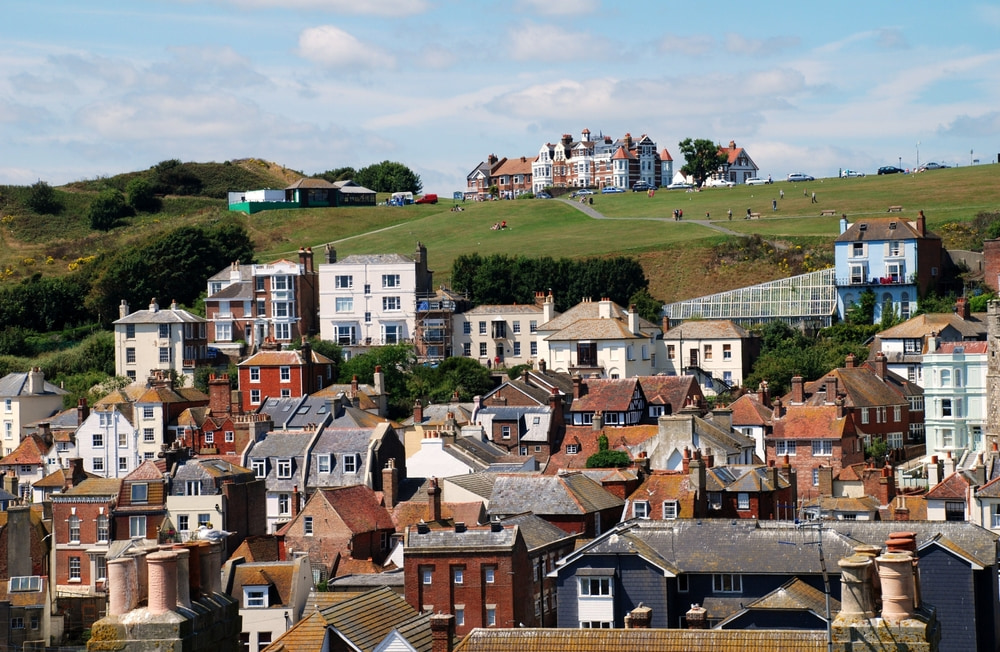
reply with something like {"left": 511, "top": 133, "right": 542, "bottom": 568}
{"left": 552, "top": 519, "right": 999, "bottom": 652}
{"left": 834, "top": 214, "right": 942, "bottom": 323}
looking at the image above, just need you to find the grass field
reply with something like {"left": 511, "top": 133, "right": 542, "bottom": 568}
{"left": 1, "top": 164, "right": 997, "bottom": 306}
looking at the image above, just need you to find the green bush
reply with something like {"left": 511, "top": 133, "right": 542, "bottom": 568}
{"left": 586, "top": 450, "right": 631, "bottom": 468}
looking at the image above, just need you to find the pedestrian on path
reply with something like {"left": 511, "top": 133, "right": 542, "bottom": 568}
{"left": 727, "top": 208, "right": 733, "bottom": 221}
{"left": 772, "top": 199, "right": 777, "bottom": 211}
{"left": 811, "top": 192, "right": 817, "bottom": 203}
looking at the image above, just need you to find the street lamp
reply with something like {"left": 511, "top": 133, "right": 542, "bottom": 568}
{"left": 916, "top": 141, "right": 920, "bottom": 169}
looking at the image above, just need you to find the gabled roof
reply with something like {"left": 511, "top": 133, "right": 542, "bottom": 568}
{"left": 0, "top": 372, "right": 67, "bottom": 398}
{"left": 230, "top": 535, "right": 282, "bottom": 563}
{"left": 319, "top": 486, "right": 395, "bottom": 533}
{"left": 737, "top": 577, "right": 840, "bottom": 616}
{"left": 835, "top": 217, "right": 938, "bottom": 243}
{"left": 113, "top": 304, "right": 206, "bottom": 325}
{"left": 795, "top": 368, "right": 908, "bottom": 408}
{"left": 264, "top": 610, "right": 326, "bottom": 651}
{"left": 334, "top": 253, "right": 415, "bottom": 266}
{"left": 626, "top": 472, "right": 696, "bottom": 519}
{"left": 925, "top": 471, "right": 972, "bottom": 500}
{"left": 487, "top": 472, "right": 624, "bottom": 516}
{"left": 728, "top": 393, "right": 772, "bottom": 426}
{"left": 230, "top": 560, "right": 301, "bottom": 606}
{"left": 57, "top": 477, "right": 122, "bottom": 497}
{"left": 570, "top": 378, "right": 640, "bottom": 413}
{"left": 318, "top": 587, "right": 431, "bottom": 652}
{"left": 491, "top": 156, "right": 534, "bottom": 177}
{"left": 0, "top": 433, "right": 50, "bottom": 466}
{"left": 239, "top": 349, "right": 335, "bottom": 367}
{"left": 285, "top": 177, "right": 335, "bottom": 189}
{"left": 874, "top": 311, "right": 987, "bottom": 340}
{"left": 499, "top": 513, "right": 577, "bottom": 552}
{"left": 637, "top": 375, "right": 703, "bottom": 409}
{"left": 706, "top": 465, "right": 790, "bottom": 493}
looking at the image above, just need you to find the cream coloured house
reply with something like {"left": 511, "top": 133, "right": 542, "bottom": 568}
{"left": 0, "top": 368, "right": 66, "bottom": 444}
{"left": 535, "top": 295, "right": 664, "bottom": 379}
{"left": 662, "top": 320, "right": 757, "bottom": 396}
{"left": 453, "top": 296, "right": 549, "bottom": 368}
{"left": 317, "top": 243, "right": 433, "bottom": 358}
{"left": 113, "top": 299, "right": 209, "bottom": 383}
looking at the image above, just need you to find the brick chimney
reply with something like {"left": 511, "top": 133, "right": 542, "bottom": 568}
{"left": 790, "top": 376, "right": 805, "bottom": 404}
{"left": 686, "top": 604, "right": 708, "bottom": 629}
{"left": 208, "top": 374, "right": 231, "bottom": 415}
{"left": 549, "top": 387, "right": 563, "bottom": 428}
{"left": 427, "top": 477, "right": 442, "bottom": 522}
{"left": 291, "top": 485, "right": 300, "bottom": 518}
{"left": 682, "top": 446, "right": 691, "bottom": 473}
{"left": 66, "top": 458, "right": 87, "bottom": 488}
{"left": 845, "top": 353, "right": 856, "bottom": 368}
{"left": 690, "top": 450, "right": 707, "bottom": 517}
{"left": 772, "top": 397, "right": 784, "bottom": 419}
{"left": 624, "top": 603, "right": 652, "bottom": 629}
{"left": 413, "top": 399, "right": 424, "bottom": 424}
{"left": 430, "top": 613, "right": 455, "bottom": 652}
{"left": 873, "top": 352, "right": 887, "bottom": 380}
{"left": 573, "top": 375, "right": 584, "bottom": 399}
{"left": 324, "top": 243, "right": 337, "bottom": 264}
{"left": 757, "top": 380, "right": 770, "bottom": 407}
{"left": 893, "top": 495, "right": 910, "bottom": 521}
{"left": 955, "top": 296, "right": 970, "bottom": 320}
{"left": 77, "top": 398, "right": 90, "bottom": 426}
{"left": 824, "top": 376, "right": 838, "bottom": 403}
{"left": 382, "top": 459, "right": 398, "bottom": 509}
{"left": 818, "top": 466, "right": 834, "bottom": 497}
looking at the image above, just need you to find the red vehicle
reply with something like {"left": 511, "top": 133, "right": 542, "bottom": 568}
{"left": 415, "top": 193, "right": 438, "bottom": 204}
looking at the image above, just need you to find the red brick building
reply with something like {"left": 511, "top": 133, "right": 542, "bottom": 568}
{"left": 767, "top": 398, "right": 864, "bottom": 501}
{"left": 403, "top": 514, "right": 576, "bottom": 635}
{"left": 278, "top": 485, "right": 395, "bottom": 580}
{"left": 237, "top": 342, "right": 335, "bottom": 412}
{"left": 51, "top": 467, "right": 121, "bottom": 593}
{"left": 112, "top": 460, "right": 168, "bottom": 542}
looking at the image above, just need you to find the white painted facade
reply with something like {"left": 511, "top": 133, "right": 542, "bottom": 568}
{"left": 75, "top": 409, "right": 140, "bottom": 478}
{"left": 922, "top": 342, "right": 987, "bottom": 459}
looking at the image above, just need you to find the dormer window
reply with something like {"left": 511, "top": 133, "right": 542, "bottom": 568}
{"left": 251, "top": 459, "right": 266, "bottom": 478}
{"left": 243, "top": 586, "right": 268, "bottom": 608}
{"left": 277, "top": 459, "right": 292, "bottom": 478}
{"left": 131, "top": 483, "right": 148, "bottom": 504}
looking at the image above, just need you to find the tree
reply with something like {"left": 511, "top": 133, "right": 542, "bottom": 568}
{"left": 317, "top": 167, "right": 357, "bottom": 183}
{"left": 26, "top": 180, "right": 62, "bottom": 214}
{"left": 88, "top": 189, "right": 129, "bottom": 231}
{"left": 629, "top": 288, "right": 663, "bottom": 324}
{"left": 845, "top": 289, "right": 877, "bottom": 325}
{"left": 125, "top": 177, "right": 160, "bottom": 213}
{"left": 354, "top": 161, "right": 422, "bottom": 193}
{"left": 678, "top": 138, "right": 728, "bottom": 187}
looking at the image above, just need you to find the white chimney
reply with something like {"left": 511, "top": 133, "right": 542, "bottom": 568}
{"left": 119, "top": 300, "right": 130, "bottom": 320}
{"left": 231, "top": 262, "right": 242, "bottom": 283}
{"left": 27, "top": 367, "right": 44, "bottom": 394}
{"left": 149, "top": 298, "right": 159, "bottom": 312}
{"left": 598, "top": 297, "right": 614, "bottom": 319}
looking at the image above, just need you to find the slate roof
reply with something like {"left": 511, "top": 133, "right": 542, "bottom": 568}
{"left": 453, "top": 628, "right": 829, "bottom": 651}
{"left": 264, "top": 610, "right": 327, "bottom": 652}
{"left": 662, "top": 320, "right": 749, "bottom": 340}
{"left": 406, "top": 522, "right": 520, "bottom": 551}
{"left": 476, "top": 405, "right": 552, "bottom": 443}
{"left": 481, "top": 379, "right": 553, "bottom": 408}
{"left": 55, "top": 477, "right": 121, "bottom": 497}
{"left": 538, "top": 298, "right": 659, "bottom": 340}
{"left": 334, "top": 253, "right": 415, "bottom": 266}
{"left": 795, "top": 368, "right": 907, "bottom": 408}
{"left": 801, "top": 495, "right": 880, "bottom": 515}
{"left": 705, "top": 465, "right": 791, "bottom": 493}
{"left": 463, "top": 303, "right": 543, "bottom": 316}
{"left": 499, "top": 512, "right": 578, "bottom": 551}
{"left": 834, "top": 217, "right": 938, "bottom": 243}
{"left": 257, "top": 396, "right": 333, "bottom": 430}
{"left": 400, "top": 401, "right": 475, "bottom": 427}
{"left": 246, "top": 432, "right": 312, "bottom": 492}
{"left": 0, "top": 372, "right": 67, "bottom": 398}
{"left": 113, "top": 304, "right": 206, "bottom": 324}
{"left": 231, "top": 535, "right": 282, "bottom": 563}
{"left": 444, "top": 472, "right": 503, "bottom": 501}
{"left": 487, "top": 472, "right": 624, "bottom": 517}
{"left": 208, "top": 282, "right": 252, "bottom": 301}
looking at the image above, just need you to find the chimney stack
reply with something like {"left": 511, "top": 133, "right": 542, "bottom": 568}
{"left": 324, "top": 243, "right": 337, "bottom": 264}
{"left": 625, "top": 604, "right": 652, "bottom": 629}
{"left": 77, "top": 397, "right": 90, "bottom": 426}
{"left": 146, "top": 551, "right": 179, "bottom": 615}
{"left": 291, "top": 485, "right": 300, "bottom": 518}
{"left": 427, "top": 477, "right": 442, "bottom": 522}
{"left": 27, "top": 367, "right": 44, "bottom": 394}
{"left": 208, "top": 374, "right": 231, "bottom": 415}
{"left": 686, "top": 604, "right": 708, "bottom": 629}
{"left": 119, "top": 300, "right": 130, "bottom": 320}
{"left": 592, "top": 411, "right": 602, "bottom": 432}
{"left": 874, "top": 352, "right": 887, "bottom": 380}
{"left": 791, "top": 376, "right": 805, "bottom": 404}
{"left": 956, "top": 296, "right": 970, "bottom": 320}
{"left": 430, "top": 613, "right": 455, "bottom": 652}
{"left": 413, "top": 399, "right": 424, "bottom": 424}
{"left": 383, "top": 459, "right": 398, "bottom": 509}
{"left": 878, "top": 532, "right": 919, "bottom": 623}
{"left": 824, "top": 376, "right": 838, "bottom": 403}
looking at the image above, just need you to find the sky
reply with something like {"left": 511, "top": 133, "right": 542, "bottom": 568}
{"left": 2, "top": 1, "right": 999, "bottom": 193}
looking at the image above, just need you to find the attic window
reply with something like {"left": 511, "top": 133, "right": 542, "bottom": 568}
{"left": 243, "top": 587, "right": 268, "bottom": 608}
{"left": 9, "top": 577, "right": 41, "bottom": 592}
{"left": 566, "top": 444, "right": 580, "bottom": 455}
{"left": 859, "top": 223, "right": 867, "bottom": 231}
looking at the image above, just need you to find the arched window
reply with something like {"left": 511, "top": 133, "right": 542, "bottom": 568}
{"left": 940, "top": 369, "right": 952, "bottom": 388}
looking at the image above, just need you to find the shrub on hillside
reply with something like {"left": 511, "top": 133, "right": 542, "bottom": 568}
{"left": 26, "top": 181, "right": 62, "bottom": 215}
{"left": 88, "top": 189, "right": 129, "bottom": 231}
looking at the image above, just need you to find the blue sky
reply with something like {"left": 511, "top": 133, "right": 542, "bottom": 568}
{"left": 2, "top": 0, "right": 999, "bottom": 192}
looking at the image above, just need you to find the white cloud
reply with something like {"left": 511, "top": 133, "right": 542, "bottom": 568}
{"left": 724, "top": 33, "right": 800, "bottom": 56}
{"left": 658, "top": 34, "right": 716, "bottom": 56}
{"left": 507, "top": 22, "right": 608, "bottom": 62}
{"left": 197, "top": 0, "right": 428, "bottom": 17}
{"left": 514, "top": 0, "right": 599, "bottom": 16}
{"left": 298, "top": 25, "right": 396, "bottom": 70}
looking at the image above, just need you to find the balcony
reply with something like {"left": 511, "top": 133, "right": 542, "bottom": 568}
{"left": 836, "top": 273, "right": 916, "bottom": 288}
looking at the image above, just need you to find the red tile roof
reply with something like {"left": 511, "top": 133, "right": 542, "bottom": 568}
{"left": 925, "top": 472, "right": 971, "bottom": 500}
{"left": 571, "top": 379, "right": 640, "bottom": 412}
{"left": 0, "top": 434, "right": 49, "bottom": 466}
{"left": 773, "top": 405, "right": 854, "bottom": 440}
{"left": 729, "top": 394, "right": 772, "bottom": 426}
{"left": 321, "top": 485, "right": 395, "bottom": 533}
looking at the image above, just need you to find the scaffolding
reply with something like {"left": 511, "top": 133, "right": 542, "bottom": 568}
{"left": 662, "top": 268, "right": 838, "bottom": 329}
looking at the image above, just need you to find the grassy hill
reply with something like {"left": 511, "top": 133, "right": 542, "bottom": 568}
{"left": 1, "top": 162, "right": 998, "bottom": 306}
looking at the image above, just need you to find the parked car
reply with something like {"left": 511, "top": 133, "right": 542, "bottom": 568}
{"left": 575, "top": 188, "right": 595, "bottom": 195}
{"left": 666, "top": 182, "right": 693, "bottom": 190}
{"left": 631, "top": 181, "right": 653, "bottom": 192}
{"left": 415, "top": 193, "right": 438, "bottom": 204}
{"left": 840, "top": 169, "right": 865, "bottom": 178}
{"left": 877, "top": 166, "right": 905, "bottom": 175}
{"left": 787, "top": 173, "right": 814, "bottom": 182}
{"left": 704, "top": 177, "right": 735, "bottom": 188}
{"left": 917, "top": 162, "right": 948, "bottom": 172}
{"left": 535, "top": 191, "right": 552, "bottom": 199}
{"left": 601, "top": 186, "right": 625, "bottom": 194}
{"left": 745, "top": 177, "right": 769, "bottom": 186}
